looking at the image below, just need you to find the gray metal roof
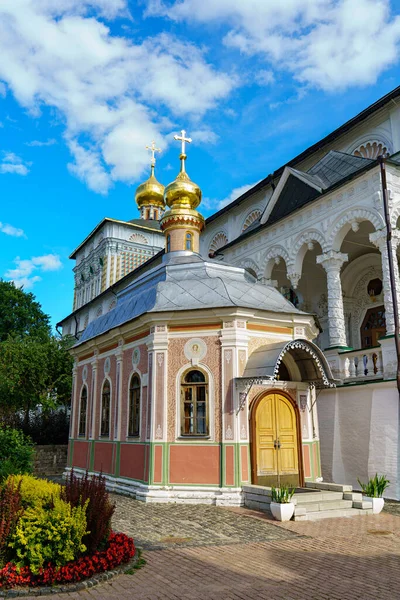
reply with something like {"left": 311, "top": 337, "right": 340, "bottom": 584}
{"left": 307, "top": 150, "right": 374, "bottom": 189}
{"left": 78, "top": 252, "right": 307, "bottom": 344}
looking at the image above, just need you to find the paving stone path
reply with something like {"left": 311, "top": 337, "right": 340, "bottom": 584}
{"left": 21, "top": 496, "right": 400, "bottom": 600}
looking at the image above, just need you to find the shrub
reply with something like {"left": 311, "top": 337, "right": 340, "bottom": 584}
{"left": 61, "top": 471, "right": 115, "bottom": 554}
{"left": 6, "top": 475, "right": 61, "bottom": 509}
{"left": 9, "top": 497, "right": 88, "bottom": 575}
{"left": 0, "top": 428, "right": 34, "bottom": 482}
{"left": 357, "top": 473, "right": 390, "bottom": 498}
{"left": 0, "top": 532, "right": 135, "bottom": 588}
{"left": 271, "top": 484, "right": 295, "bottom": 503}
{"left": 0, "top": 478, "right": 23, "bottom": 567}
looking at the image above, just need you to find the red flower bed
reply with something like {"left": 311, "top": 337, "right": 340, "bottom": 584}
{"left": 0, "top": 532, "right": 135, "bottom": 589}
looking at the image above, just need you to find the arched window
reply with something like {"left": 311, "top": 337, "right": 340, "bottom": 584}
{"left": 166, "top": 234, "right": 171, "bottom": 253}
{"left": 185, "top": 232, "right": 193, "bottom": 251}
{"left": 181, "top": 369, "right": 208, "bottom": 436}
{"left": 79, "top": 387, "right": 87, "bottom": 437}
{"left": 128, "top": 374, "right": 141, "bottom": 437}
{"left": 100, "top": 380, "right": 111, "bottom": 437}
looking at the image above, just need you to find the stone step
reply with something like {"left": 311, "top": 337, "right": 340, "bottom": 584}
{"left": 296, "top": 507, "right": 373, "bottom": 521}
{"left": 304, "top": 481, "right": 353, "bottom": 493}
{"left": 295, "top": 499, "right": 353, "bottom": 513}
{"left": 293, "top": 491, "right": 343, "bottom": 503}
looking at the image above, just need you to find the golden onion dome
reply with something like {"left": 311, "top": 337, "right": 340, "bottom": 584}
{"left": 164, "top": 153, "right": 201, "bottom": 210}
{"left": 135, "top": 164, "right": 165, "bottom": 210}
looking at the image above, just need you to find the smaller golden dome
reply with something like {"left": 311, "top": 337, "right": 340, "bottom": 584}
{"left": 135, "top": 165, "right": 165, "bottom": 211}
{"left": 164, "top": 154, "right": 201, "bottom": 210}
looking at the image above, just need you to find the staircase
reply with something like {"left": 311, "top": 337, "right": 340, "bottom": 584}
{"left": 242, "top": 481, "right": 373, "bottom": 521}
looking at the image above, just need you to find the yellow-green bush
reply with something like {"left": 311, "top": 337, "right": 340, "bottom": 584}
{"left": 6, "top": 475, "right": 61, "bottom": 509}
{"left": 9, "top": 497, "right": 88, "bottom": 574}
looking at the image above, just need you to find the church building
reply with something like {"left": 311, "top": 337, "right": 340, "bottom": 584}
{"left": 61, "top": 86, "right": 400, "bottom": 500}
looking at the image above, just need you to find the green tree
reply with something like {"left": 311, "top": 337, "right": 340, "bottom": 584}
{"left": 0, "top": 280, "right": 51, "bottom": 342}
{"left": 0, "top": 335, "right": 74, "bottom": 424}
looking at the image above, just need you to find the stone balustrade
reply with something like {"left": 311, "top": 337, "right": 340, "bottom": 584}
{"left": 338, "top": 346, "right": 384, "bottom": 381}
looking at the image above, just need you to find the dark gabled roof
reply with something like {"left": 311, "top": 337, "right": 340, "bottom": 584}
{"left": 266, "top": 151, "right": 374, "bottom": 226}
{"left": 129, "top": 218, "right": 161, "bottom": 230}
{"left": 216, "top": 152, "right": 378, "bottom": 254}
{"left": 206, "top": 85, "right": 400, "bottom": 226}
{"left": 308, "top": 151, "right": 374, "bottom": 188}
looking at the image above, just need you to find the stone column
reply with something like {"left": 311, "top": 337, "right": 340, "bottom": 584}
{"left": 369, "top": 229, "right": 400, "bottom": 335}
{"left": 316, "top": 251, "right": 349, "bottom": 348}
{"left": 89, "top": 352, "right": 98, "bottom": 440}
{"left": 114, "top": 340, "right": 124, "bottom": 440}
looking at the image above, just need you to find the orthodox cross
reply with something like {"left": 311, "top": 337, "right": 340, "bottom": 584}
{"left": 146, "top": 140, "right": 161, "bottom": 166}
{"left": 174, "top": 130, "right": 192, "bottom": 155}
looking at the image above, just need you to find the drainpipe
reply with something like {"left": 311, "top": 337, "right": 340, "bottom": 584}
{"left": 378, "top": 155, "right": 400, "bottom": 395}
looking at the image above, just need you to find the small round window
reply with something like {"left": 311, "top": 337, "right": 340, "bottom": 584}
{"left": 367, "top": 278, "right": 382, "bottom": 298}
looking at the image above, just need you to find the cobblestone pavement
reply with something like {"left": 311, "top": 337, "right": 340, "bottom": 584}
{"left": 20, "top": 496, "right": 400, "bottom": 600}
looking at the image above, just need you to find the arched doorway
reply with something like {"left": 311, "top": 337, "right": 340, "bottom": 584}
{"left": 251, "top": 391, "right": 302, "bottom": 488}
{"left": 360, "top": 305, "right": 386, "bottom": 348}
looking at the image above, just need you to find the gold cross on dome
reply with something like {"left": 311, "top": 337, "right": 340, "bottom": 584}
{"left": 145, "top": 140, "right": 161, "bottom": 165}
{"left": 174, "top": 129, "right": 192, "bottom": 155}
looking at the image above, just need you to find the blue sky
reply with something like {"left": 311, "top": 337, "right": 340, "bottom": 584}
{"left": 1, "top": 0, "right": 400, "bottom": 330}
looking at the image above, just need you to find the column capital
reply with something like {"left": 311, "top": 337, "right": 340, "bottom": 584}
{"left": 316, "top": 251, "right": 348, "bottom": 272}
{"left": 370, "top": 228, "right": 400, "bottom": 250}
{"left": 287, "top": 270, "right": 301, "bottom": 289}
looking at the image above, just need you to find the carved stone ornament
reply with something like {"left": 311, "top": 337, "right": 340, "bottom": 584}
{"left": 240, "top": 425, "right": 247, "bottom": 440}
{"left": 104, "top": 357, "right": 111, "bottom": 376}
{"left": 184, "top": 338, "right": 207, "bottom": 361}
{"left": 155, "top": 424, "right": 162, "bottom": 439}
{"left": 82, "top": 365, "right": 88, "bottom": 382}
{"left": 132, "top": 347, "right": 140, "bottom": 367}
{"left": 225, "top": 425, "right": 233, "bottom": 440}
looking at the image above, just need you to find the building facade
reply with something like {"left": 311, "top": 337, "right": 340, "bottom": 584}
{"left": 62, "top": 87, "right": 400, "bottom": 500}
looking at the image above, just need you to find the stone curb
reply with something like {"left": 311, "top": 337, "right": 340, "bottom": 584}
{"left": 0, "top": 548, "right": 141, "bottom": 597}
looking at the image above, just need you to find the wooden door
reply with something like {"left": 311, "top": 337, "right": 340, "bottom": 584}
{"left": 253, "top": 393, "right": 300, "bottom": 487}
{"left": 360, "top": 306, "right": 386, "bottom": 349}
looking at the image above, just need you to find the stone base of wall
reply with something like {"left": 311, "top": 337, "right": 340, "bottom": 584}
{"left": 34, "top": 445, "right": 68, "bottom": 477}
{"left": 65, "top": 467, "right": 244, "bottom": 506}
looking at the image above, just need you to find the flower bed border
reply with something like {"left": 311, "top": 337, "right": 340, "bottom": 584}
{"left": 0, "top": 534, "right": 139, "bottom": 597}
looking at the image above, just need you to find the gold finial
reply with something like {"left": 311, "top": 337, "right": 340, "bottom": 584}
{"left": 145, "top": 140, "right": 161, "bottom": 167}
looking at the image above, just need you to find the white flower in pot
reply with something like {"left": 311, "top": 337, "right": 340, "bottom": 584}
{"left": 270, "top": 485, "right": 295, "bottom": 521}
{"left": 357, "top": 473, "right": 390, "bottom": 514}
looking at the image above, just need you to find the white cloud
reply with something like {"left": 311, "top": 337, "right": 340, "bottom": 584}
{"left": 190, "top": 128, "right": 219, "bottom": 145}
{"left": 203, "top": 181, "right": 258, "bottom": 211}
{"left": 150, "top": 0, "right": 400, "bottom": 91}
{"left": 5, "top": 253, "right": 63, "bottom": 289}
{"left": 0, "top": 152, "right": 30, "bottom": 175}
{"left": 26, "top": 138, "right": 57, "bottom": 147}
{"left": 0, "top": 222, "right": 26, "bottom": 237}
{"left": 256, "top": 70, "right": 275, "bottom": 86}
{"left": 0, "top": 1, "right": 234, "bottom": 193}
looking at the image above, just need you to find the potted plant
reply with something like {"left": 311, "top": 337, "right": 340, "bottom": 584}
{"left": 357, "top": 473, "right": 390, "bottom": 514}
{"left": 270, "top": 485, "right": 295, "bottom": 521}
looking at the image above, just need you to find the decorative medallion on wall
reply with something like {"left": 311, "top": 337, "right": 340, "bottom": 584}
{"left": 240, "top": 425, "right": 247, "bottom": 440}
{"left": 104, "top": 357, "right": 111, "bottom": 376}
{"left": 132, "top": 347, "right": 140, "bottom": 367}
{"left": 82, "top": 366, "right": 88, "bottom": 382}
{"left": 155, "top": 424, "right": 162, "bottom": 439}
{"left": 184, "top": 338, "right": 207, "bottom": 363}
{"left": 241, "top": 209, "right": 262, "bottom": 233}
{"left": 208, "top": 231, "right": 228, "bottom": 256}
{"left": 129, "top": 233, "right": 149, "bottom": 244}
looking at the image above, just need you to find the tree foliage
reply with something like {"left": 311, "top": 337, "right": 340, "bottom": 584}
{"left": 0, "top": 283, "right": 74, "bottom": 430}
{"left": 0, "top": 281, "right": 51, "bottom": 342}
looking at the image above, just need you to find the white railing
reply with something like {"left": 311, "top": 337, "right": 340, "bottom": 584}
{"left": 340, "top": 347, "right": 384, "bottom": 381}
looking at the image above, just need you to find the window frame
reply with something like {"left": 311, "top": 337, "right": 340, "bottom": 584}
{"left": 180, "top": 368, "right": 209, "bottom": 437}
{"left": 78, "top": 385, "right": 88, "bottom": 437}
{"left": 100, "top": 378, "right": 111, "bottom": 438}
{"left": 185, "top": 232, "right": 193, "bottom": 251}
{"left": 166, "top": 234, "right": 171, "bottom": 253}
{"left": 128, "top": 373, "right": 141, "bottom": 438}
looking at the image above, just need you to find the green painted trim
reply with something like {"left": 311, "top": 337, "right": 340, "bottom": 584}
{"left": 324, "top": 345, "right": 353, "bottom": 351}
{"left": 234, "top": 443, "right": 241, "bottom": 487}
{"left": 379, "top": 334, "right": 395, "bottom": 340}
{"left": 115, "top": 442, "right": 121, "bottom": 478}
{"left": 338, "top": 345, "right": 380, "bottom": 355}
{"left": 89, "top": 440, "right": 95, "bottom": 471}
{"left": 68, "top": 439, "right": 74, "bottom": 467}
{"left": 338, "top": 378, "right": 387, "bottom": 388}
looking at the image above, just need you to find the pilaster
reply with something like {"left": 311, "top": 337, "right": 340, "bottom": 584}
{"left": 114, "top": 340, "right": 124, "bottom": 441}
{"left": 89, "top": 351, "right": 98, "bottom": 440}
{"left": 316, "top": 251, "right": 349, "bottom": 348}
